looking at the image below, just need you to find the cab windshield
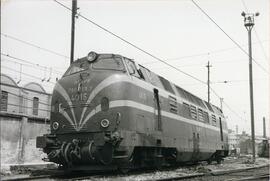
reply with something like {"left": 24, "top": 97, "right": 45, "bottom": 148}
{"left": 92, "top": 57, "right": 124, "bottom": 71}
{"left": 63, "top": 60, "right": 89, "bottom": 76}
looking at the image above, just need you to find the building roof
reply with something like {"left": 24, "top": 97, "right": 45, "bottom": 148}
{"left": 23, "top": 82, "right": 46, "bottom": 93}
{"left": 1, "top": 73, "right": 50, "bottom": 95}
{"left": 0, "top": 74, "right": 19, "bottom": 87}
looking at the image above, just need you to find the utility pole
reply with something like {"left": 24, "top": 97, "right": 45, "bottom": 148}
{"left": 241, "top": 11, "right": 259, "bottom": 163}
{"left": 206, "top": 61, "right": 212, "bottom": 103}
{"left": 263, "top": 117, "right": 266, "bottom": 138}
{"left": 70, "top": 0, "right": 77, "bottom": 65}
{"left": 220, "top": 98, "right": 223, "bottom": 111}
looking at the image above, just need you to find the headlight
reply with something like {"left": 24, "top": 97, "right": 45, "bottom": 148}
{"left": 100, "top": 119, "right": 110, "bottom": 128}
{"left": 87, "top": 51, "right": 97, "bottom": 62}
{"left": 52, "top": 122, "right": 59, "bottom": 130}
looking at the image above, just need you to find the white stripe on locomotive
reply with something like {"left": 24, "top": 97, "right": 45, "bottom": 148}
{"left": 80, "top": 100, "right": 228, "bottom": 134}
{"left": 56, "top": 74, "right": 226, "bottom": 132}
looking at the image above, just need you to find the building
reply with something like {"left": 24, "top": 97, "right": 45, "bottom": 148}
{"left": 0, "top": 73, "right": 52, "bottom": 163}
{"left": 1, "top": 74, "right": 51, "bottom": 118}
{"left": 228, "top": 129, "right": 269, "bottom": 155}
{"left": 228, "top": 129, "right": 239, "bottom": 150}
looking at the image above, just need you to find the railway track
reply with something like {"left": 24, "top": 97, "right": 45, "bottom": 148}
{"left": 2, "top": 163, "right": 269, "bottom": 181}
{"left": 1, "top": 169, "right": 113, "bottom": 181}
{"left": 1, "top": 169, "right": 65, "bottom": 181}
{"left": 151, "top": 164, "right": 269, "bottom": 181}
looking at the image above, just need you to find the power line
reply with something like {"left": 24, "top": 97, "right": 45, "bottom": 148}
{"left": 2, "top": 65, "right": 56, "bottom": 85}
{"left": 4, "top": 76, "right": 55, "bottom": 92}
{"left": 1, "top": 53, "right": 65, "bottom": 75}
{"left": 178, "top": 78, "right": 267, "bottom": 86}
{"left": 223, "top": 101, "right": 246, "bottom": 121}
{"left": 2, "top": 58, "right": 63, "bottom": 77}
{"left": 190, "top": 0, "right": 269, "bottom": 74}
{"left": 151, "top": 58, "right": 266, "bottom": 70}
{"left": 212, "top": 78, "right": 266, "bottom": 84}
{"left": 54, "top": 0, "right": 206, "bottom": 85}
{"left": 143, "top": 52, "right": 208, "bottom": 65}
{"left": 54, "top": 0, "right": 247, "bottom": 123}
{"left": 1, "top": 53, "right": 66, "bottom": 74}
{"left": 3, "top": 75, "right": 55, "bottom": 89}
{"left": 210, "top": 87, "right": 246, "bottom": 121}
{"left": 1, "top": 33, "right": 69, "bottom": 60}
{"left": 145, "top": 40, "right": 268, "bottom": 65}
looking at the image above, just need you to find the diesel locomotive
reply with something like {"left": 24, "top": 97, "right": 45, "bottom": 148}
{"left": 36, "top": 51, "right": 229, "bottom": 171}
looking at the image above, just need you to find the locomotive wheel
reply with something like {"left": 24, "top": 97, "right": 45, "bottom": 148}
{"left": 216, "top": 158, "right": 224, "bottom": 164}
{"left": 154, "top": 156, "right": 164, "bottom": 170}
{"left": 98, "top": 143, "right": 113, "bottom": 165}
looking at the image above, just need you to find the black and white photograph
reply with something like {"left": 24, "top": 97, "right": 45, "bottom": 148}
{"left": 1, "top": 0, "right": 269, "bottom": 180}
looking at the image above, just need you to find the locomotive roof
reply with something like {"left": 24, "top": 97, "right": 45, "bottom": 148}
{"left": 75, "top": 52, "right": 223, "bottom": 116}
{"left": 74, "top": 53, "right": 123, "bottom": 63}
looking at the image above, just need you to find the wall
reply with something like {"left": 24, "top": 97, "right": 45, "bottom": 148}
{"left": 0, "top": 113, "right": 49, "bottom": 164}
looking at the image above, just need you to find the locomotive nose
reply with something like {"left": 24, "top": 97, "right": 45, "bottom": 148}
{"left": 51, "top": 71, "right": 125, "bottom": 133}
{"left": 51, "top": 73, "right": 93, "bottom": 132}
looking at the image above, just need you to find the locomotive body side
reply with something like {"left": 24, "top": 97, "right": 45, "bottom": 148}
{"left": 115, "top": 73, "right": 229, "bottom": 165}
{"left": 36, "top": 52, "right": 228, "bottom": 170}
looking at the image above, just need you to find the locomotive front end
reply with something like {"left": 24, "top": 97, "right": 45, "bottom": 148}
{"left": 36, "top": 52, "right": 129, "bottom": 168}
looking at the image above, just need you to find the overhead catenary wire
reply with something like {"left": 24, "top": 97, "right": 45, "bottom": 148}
{"left": 3, "top": 75, "right": 55, "bottom": 89}
{"left": 2, "top": 65, "right": 57, "bottom": 85}
{"left": 1, "top": 53, "right": 66, "bottom": 75}
{"left": 2, "top": 77, "right": 55, "bottom": 95}
{"left": 54, "top": 0, "right": 206, "bottom": 85}
{"left": 150, "top": 58, "right": 265, "bottom": 70}
{"left": 210, "top": 87, "right": 246, "bottom": 121}
{"left": 179, "top": 78, "right": 266, "bottom": 86}
{"left": 2, "top": 21, "right": 261, "bottom": 67}
{"left": 2, "top": 58, "right": 64, "bottom": 77}
{"left": 211, "top": 78, "right": 266, "bottom": 84}
{"left": 1, "top": 33, "right": 69, "bottom": 60}
{"left": 145, "top": 39, "right": 269, "bottom": 65}
{"left": 190, "top": 0, "right": 269, "bottom": 74}
{"left": 54, "top": 0, "right": 248, "bottom": 123}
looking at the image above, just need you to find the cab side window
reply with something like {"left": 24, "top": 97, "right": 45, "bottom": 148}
{"left": 125, "top": 59, "right": 140, "bottom": 78}
{"left": 149, "top": 71, "right": 164, "bottom": 89}
{"left": 139, "top": 65, "right": 152, "bottom": 83}
{"left": 158, "top": 76, "right": 175, "bottom": 94}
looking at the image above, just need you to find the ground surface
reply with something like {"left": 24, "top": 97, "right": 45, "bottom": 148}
{"left": 1, "top": 156, "right": 269, "bottom": 180}
{"left": 1, "top": 139, "right": 46, "bottom": 165}
{"left": 1, "top": 138, "right": 47, "bottom": 177}
{"left": 82, "top": 156, "right": 269, "bottom": 181}
{"left": 180, "top": 165, "right": 269, "bottom": 181}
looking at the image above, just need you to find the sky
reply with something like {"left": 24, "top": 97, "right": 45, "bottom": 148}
{"left": 1, "top": 0, "right": 269, "bottom": 136}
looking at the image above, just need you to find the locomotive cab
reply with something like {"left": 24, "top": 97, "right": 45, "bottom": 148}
{"left": 51, "top": 52, "right": 128, "bottom": 133}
